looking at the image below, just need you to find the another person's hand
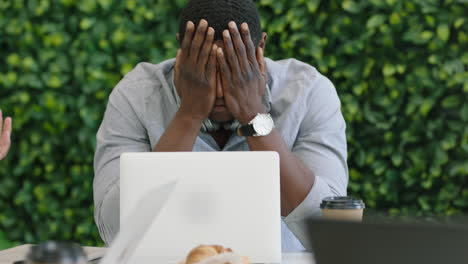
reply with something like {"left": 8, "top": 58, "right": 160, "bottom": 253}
{"left": 0, "top": 109, "right": 12, "bottom": 160}
{"left": 216, "top": 21, "right": 267, "bottom": 125}
{"left": 175, "top": 19, "right": 218, "bottom": 121}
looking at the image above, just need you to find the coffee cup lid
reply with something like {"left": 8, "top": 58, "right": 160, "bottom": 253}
{"left": 320, "top": 196, "right": 365, "bottom": 210}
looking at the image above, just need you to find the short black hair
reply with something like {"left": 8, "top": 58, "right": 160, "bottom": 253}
{"left": 178, "top": 0, "right": 262, "bottom": 47}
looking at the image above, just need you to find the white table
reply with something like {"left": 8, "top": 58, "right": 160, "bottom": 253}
{"left": 0, "top": 244, "right": 316, "bottom": 264}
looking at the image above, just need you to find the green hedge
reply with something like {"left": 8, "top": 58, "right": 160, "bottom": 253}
{"left": 0, "top": 0, "right": 467, "bottom": 248}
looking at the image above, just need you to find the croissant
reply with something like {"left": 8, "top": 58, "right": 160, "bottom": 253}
{"left": 184, "top": 245, "right": 250, "bottom": 264}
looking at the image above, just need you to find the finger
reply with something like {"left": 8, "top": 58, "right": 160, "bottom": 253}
{"left": 256, "top": 47, "right": 265, "bottom": 75}
{"left": 190, "top": 19, "right": 208, "bottom": 62}
{"left": 174, "top": 49, "right": 182, "bottom": 86}
{"left": 240, "top": 23, "right": 258, "bottom": 69}
{"left": 222, "top": 29, "right": 241, "bottom": 75}
{"left": 216, "top": 48, "right": 232, "bottom": 81}
{"left": 228, "top": 21, "right": 249, "bottom": 71}
{"left": 216, "top": 71, "right": 223, "bottom": 98}
{"left": 0, "top": 117, "right": 11, "bottom": 155}
{"left": 0, "top": 109, "right": 3, "bottom": 134}
{"left": 3, "top": 117, "right": 11, "bottom": 138}
{"left": 181, "top": 21, "right": 195, "bottom": 57}
{"left": 206, "top": 44, "right": 218, "bottom": 78}
{"left": 175, "top": 49, "right": 182, "bottom": 69}
{"left": 197, "top": 27, "right": 215, "bottom": 70}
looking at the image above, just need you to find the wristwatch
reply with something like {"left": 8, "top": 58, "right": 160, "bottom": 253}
{"left": 237, "top": 113, "right": 275, "bottom": 137}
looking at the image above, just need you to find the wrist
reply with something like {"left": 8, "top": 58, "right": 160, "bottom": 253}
{"left": 175, "top": 109, "right": 205, "bottom": 128}
{"left": 238, "top": 105, "right": 267, "bottom": 125}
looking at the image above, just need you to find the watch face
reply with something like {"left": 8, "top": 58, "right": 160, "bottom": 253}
{"left": 253, "top": 114, "right": 274, "bottom": 136}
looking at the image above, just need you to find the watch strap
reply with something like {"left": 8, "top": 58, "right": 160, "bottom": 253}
{"left": 237, "top": 123, "right": 256, "bottom": 137}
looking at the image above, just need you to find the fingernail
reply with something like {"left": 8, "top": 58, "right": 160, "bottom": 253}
{"left": 242, "top": 23, "right": 248, "bottom": 30}
{"left": 207, "top": 27, "right": 214, "bottom": 35}
{"left": 223, "top": 30, "right": 230, "bottom": 38}
{"left": 187, "top": 21, "right": 194, "bottom": 29}
{"left": 229, "top": 21, "right": 236, "bottom": 28}
{"left": 217, "top": 48, "right": 223, "bottom": 55}
{"left": 213, "top": 44, "right": 218, "bottom": 50}
{"left": 200, "top": 19, "right": 207, "bottom": 26}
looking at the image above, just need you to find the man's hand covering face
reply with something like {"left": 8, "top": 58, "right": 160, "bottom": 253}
{"left": 175, "top": 19, "right": 218, "bottom": 121}
{"left": 216, "top": 21, "right": 267, "bottom": 125}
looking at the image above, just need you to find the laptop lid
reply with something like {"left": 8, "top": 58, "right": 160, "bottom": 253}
{"left": 100, "top": 181, "right": 178, "bottom": 264}
{"left": 120, "top": 152, "right": 281, "bottom": 264}
{"left": 306, "top": 218, "right": 468, "bottom": 264}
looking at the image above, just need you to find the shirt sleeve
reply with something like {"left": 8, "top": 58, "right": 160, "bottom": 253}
{"left": 283, "top": 74, "right": 349, "bottom": 250}
{"left": 93, "top": 79, "right": 151, "bottom": 245}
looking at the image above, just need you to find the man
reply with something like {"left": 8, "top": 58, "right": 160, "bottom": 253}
{"left": 94, "top": 0, "right": 348, "bottom": 251}
{"left": 0, "top": 109, "right": 12, "bottom": 161}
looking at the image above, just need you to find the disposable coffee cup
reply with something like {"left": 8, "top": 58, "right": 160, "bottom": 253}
{"left": 320, "top": 196, "right": 365, "bottom": 222}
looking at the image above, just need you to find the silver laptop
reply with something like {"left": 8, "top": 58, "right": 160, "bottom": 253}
{"left": 118, "top": 152, "right": 281, "bottom": 264}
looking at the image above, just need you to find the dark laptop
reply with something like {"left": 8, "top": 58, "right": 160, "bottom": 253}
{"left": 306, "top": 217, "right": 468, "bottom": 264}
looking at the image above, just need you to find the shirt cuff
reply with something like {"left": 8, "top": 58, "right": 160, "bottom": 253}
{"left": 95, "top": 183, "right": 120, "bottom": 246}
{"left": 282, "top": 176, "right": 333, "bottom": 250}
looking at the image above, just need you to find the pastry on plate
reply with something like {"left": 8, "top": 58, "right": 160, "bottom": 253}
{"left": 183, "top": 245, "right": 250, "bottom": 264}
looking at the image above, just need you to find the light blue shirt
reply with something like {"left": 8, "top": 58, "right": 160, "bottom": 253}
{"left": 93, "top": 57, "right": 348, "bottom": 251}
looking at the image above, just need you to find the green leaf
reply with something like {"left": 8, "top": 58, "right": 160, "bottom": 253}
{"left": 6, "top": 53, "right": 20, "bottom": 66}
{"left": 97, "top": 0, "right": 112, "bottom": 9}
{"left": 441, "top": 135, "right": 457, "bottom": 151}
{"left": 382, "top": 64, "right": 396, "bottom": 76}
{"left": 366, "top": 14, "right": 386, "bottom": 29}
{"left": 79, "top": 0, "right": 96, "bottom": 13}
{"left": 389, "top": 13, "right": 401, "bottom": 25}
{"left": 306, "top": 0, "right": 320, "bottom": 13}
{"left": 419, "top": 99, "right": 434, "bottom": 116}
{"left": 342, "top": 0, "right": 360, "bottom": 13}
{"left": 418, "top": 197, "right": 431, "bottom": 211}
{"left": 454, "top": 18, "right": 465, "bottom": 28}
{"left": 441, "top": 95, "right": 461, "bottom": 108}
{"left": 47, "top": 75, "right": 62, "bottom": 89}
{"left": 120, "top": 63, "right": 134, "bottom": 76}
{"left": 436, "top": 24, "right": 450, "bottom": 42}
{"left": 420, "top": 31, "right": 433, "bottom": 41}
{"left": 33, "top": 186, "right": 46, "bottom": 201}
{"left": 391, "top": 153, "right": 403, "bottom": 167}
{"left": 461, "top": 104, "right": 468, "bottom": 122}
{"left": 79, "top": 18, "right": 94, "bottom": 30}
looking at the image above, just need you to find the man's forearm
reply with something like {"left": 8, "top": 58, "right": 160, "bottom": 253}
{"left": 246, "top": 129, "right": 315, "bottom": 216}
{"left": 153, "top": 110, "right": 203, "bottom": 152}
